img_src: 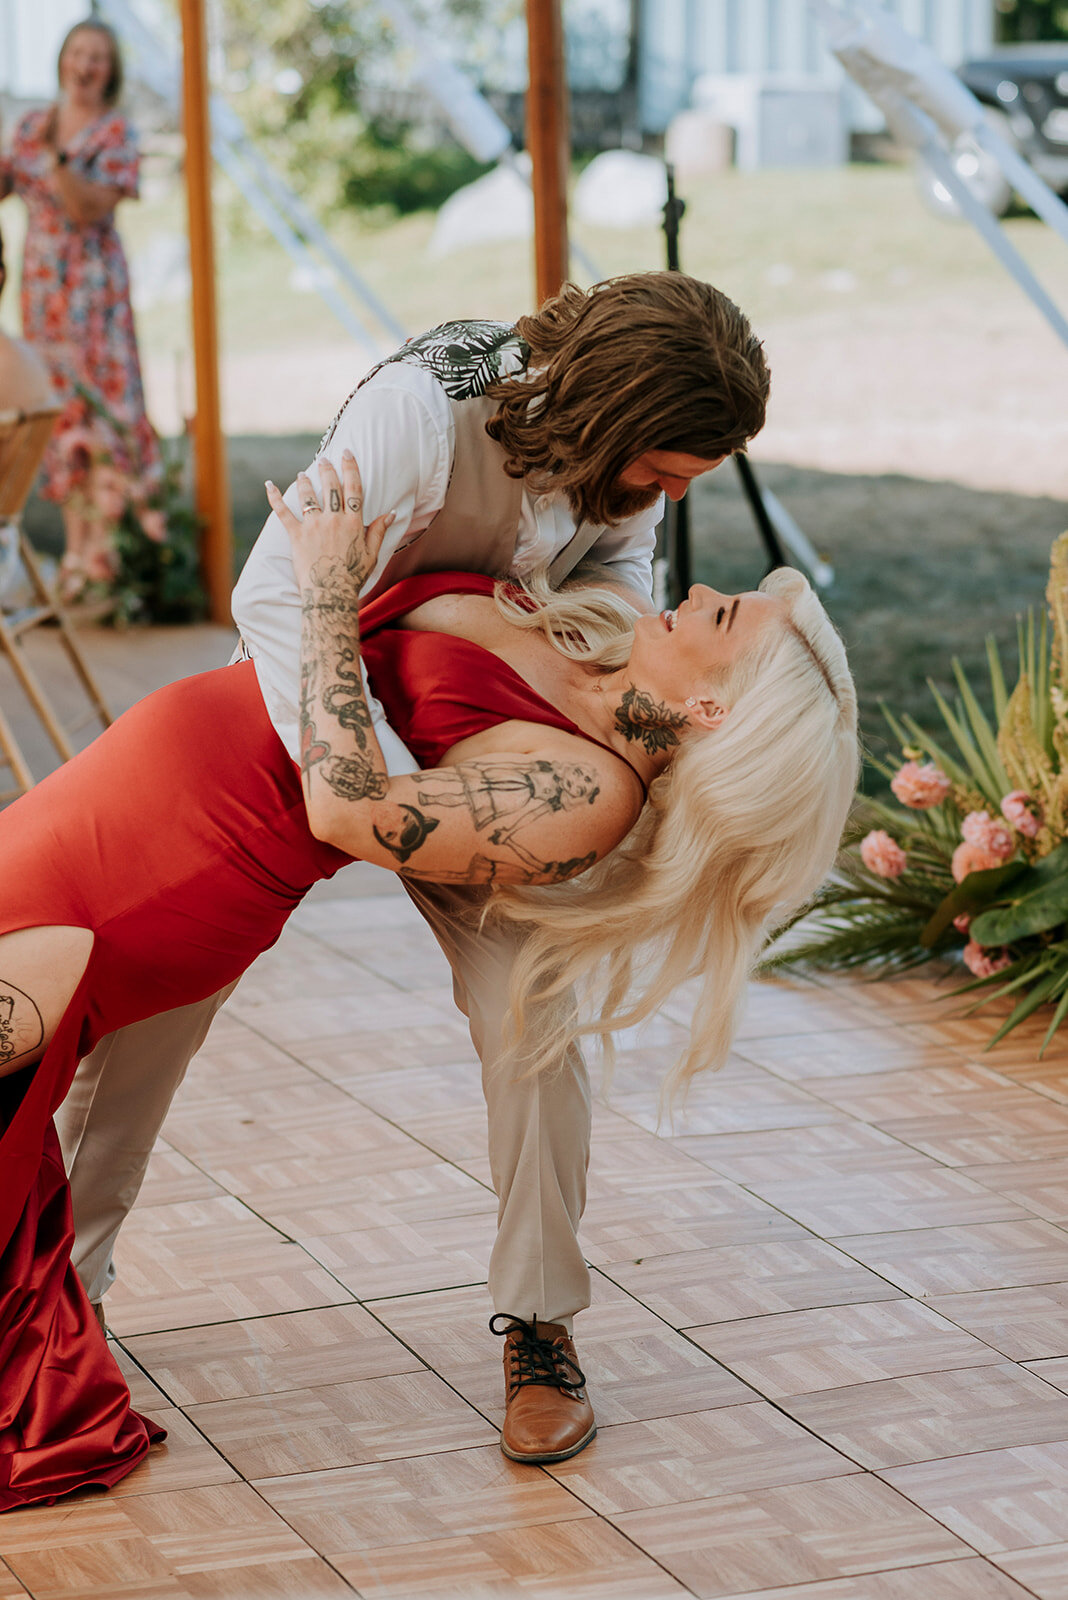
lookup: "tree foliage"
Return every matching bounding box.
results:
[217,0,514,215]
[995,0,1068,42]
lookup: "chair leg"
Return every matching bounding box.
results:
[0,614,76,763]
[0,693,35,799]
[17,534,113,729]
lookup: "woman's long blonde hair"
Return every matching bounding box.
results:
[491,566,859,1099]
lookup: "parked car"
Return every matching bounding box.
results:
[917,43,1068,217]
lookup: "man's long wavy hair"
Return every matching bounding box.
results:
[488,565,859,1103]
[484,273,770,526]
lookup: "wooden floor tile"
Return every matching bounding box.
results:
[175,1031,323,1105]
[293,1019,477,1080]
[779,1363,1068,1467]
[229,988,452,1048]
[878,1098,1068,1166]
[122,1304,423,1405]
[610,1474,966,1598]
[547,1402,857,1513]
[735,1027,966,1082]
[303,1212,497,1298]
[832,1219,1068,1295]
[230,1160,495,1240]
[580,1170,807,1263]
[881,1440,1068,1552]
[105,1339,173,1411]
[161,1081,432,1164]
[746,1166,1027,1236]
[0,1564,30,1598]
[335,1519,687,1597]
[674,1120,914,1184]
[794,1059,1013,1110]
[926,1282,1068,1360]
[958,1157,1068,1221]
[603,1239,900,1326]
[103,1408,240,1498]
[254,1445,593,1554]
[106,1196,352,1336]
[709,1559,1034,1600]
[186,1371,497,1478]
[135,1146,226,1209]
[729,981,871,1041]
[371,1277,757,1427]
[686,1301,1002,1397]
[993,1544,1068,1599]
[611,1068,845,1136]
[1,1484,352,1600]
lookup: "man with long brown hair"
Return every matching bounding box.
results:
[57,271,769,1466]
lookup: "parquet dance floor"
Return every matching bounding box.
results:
[6,863,1068,1598]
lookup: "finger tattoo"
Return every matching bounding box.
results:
[329,488,342,512]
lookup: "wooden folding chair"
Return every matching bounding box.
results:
[0,406,113,804]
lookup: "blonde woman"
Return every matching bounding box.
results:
[0,453,857,1507]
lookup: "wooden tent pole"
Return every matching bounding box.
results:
[180,0,232,623]
[525,0,570,302]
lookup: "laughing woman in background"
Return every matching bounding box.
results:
[0,18,165,601]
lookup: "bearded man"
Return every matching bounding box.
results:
[57,270,770,1464]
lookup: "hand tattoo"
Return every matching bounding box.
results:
[329,486,342,512]
[614,685,688,755]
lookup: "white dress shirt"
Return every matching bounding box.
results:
[231,358,661,771]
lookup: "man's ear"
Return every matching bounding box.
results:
[689,697,728,731]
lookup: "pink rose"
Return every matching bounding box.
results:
[139,508,168,544]
[890,760,951,809]
[961,810,1015,861]
[953,912,972,933]
[860,829,907,879]
[963,940,1012,979]
[1001,790,1042,839]
[951,841,1004,883]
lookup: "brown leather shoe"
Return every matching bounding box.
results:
[491,1314,596,1464]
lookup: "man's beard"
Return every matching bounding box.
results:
[601,481,665,522]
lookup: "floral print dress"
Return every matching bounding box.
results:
[2,108,162,511]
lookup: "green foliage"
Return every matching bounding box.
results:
[218,0,509,216]
[342,118,491,216]
[994,0,1068,43]
[767,536,1068,1055]
[110,448,206,628]
[970,844,1068,944]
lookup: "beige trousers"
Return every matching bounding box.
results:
[56,881,593,1329]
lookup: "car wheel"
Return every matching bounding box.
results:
[915,106,1018,219]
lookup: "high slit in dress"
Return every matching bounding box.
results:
[0,572,641,1510]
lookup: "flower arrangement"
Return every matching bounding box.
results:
[765,532,1068,1053]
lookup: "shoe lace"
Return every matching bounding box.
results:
[489,1313,587,1395]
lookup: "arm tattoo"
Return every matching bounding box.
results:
[0,981,44,1066]
[385,759,602,878]
[372,803,440,864]
[614,685,688,755]
[401,849,597,886]
[299,559,388,804]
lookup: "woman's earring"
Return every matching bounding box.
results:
[685,696,698,709]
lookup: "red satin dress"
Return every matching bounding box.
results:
[0,572,636,1510]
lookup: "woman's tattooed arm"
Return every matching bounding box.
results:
[298,564,388,805]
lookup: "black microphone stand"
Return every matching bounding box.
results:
[660,163,787,604]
